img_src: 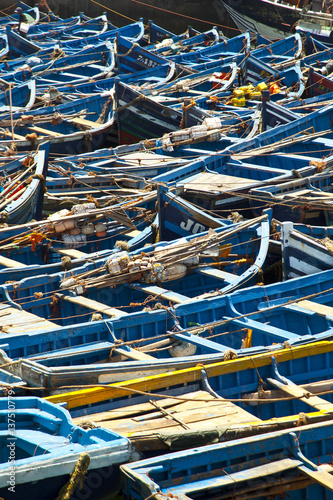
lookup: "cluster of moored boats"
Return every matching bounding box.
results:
[4,2,333,500]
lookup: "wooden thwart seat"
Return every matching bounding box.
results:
[292,300,333,318]
[26,125,63,137]
[0,255,27,268]
[112,347,155,361]
[52,248,88,259]
[0,129,26,140]
[267,377,333,412]
[71,117,97,128]
[56,293,128,318]
[195,266,236,283]
[129,283,188,304]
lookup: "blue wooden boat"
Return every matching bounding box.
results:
[5,260,333,390]
[115,80,214,145]
[0,79,36,112]
[0,142,48,224]
[0,208,270,316]
[6,18,145,57]
[146,20,182,44]
[51,62,177,100]
[120,419,333,499]
[279,221,333,279]
[149,27,219,56]
[304,67,333,98]
[0,39,115,87]
[43,339,333,442]
[0,90,115,154]
[47,146,191,177]
[167,31,251,66]
[0,396,131,500]
[250,32,303,64]
[249,170,333,225]
[157,148,317,215]
[0,191,157,281]
[116,34,192,76]
[21,13,110,44]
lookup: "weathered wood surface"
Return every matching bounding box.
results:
[0,306,60,334]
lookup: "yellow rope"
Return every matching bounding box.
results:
[89,0,136,22]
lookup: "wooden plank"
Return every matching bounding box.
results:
[166,458,304,495]
[293,300,333,318]
[27,125,63,137]
[52,248,88,259]
[267,377,333,412]
[56,293,128,317]
[129,283,188,304]
[298,465,333,491]
[0,306,59,334]
[195,266,236,283]
[183,172,254,193]
[114,151,170,167]
[284,189,311,198]
[113,347,155,361]
[71,117,97,128]
[73,392,202,424]
[75,391,259,435]
[125,229,141,238]
[0,255,27,268]
[0,129,26,140]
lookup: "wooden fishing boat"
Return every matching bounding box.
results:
[0,39,115,88]
[167,31,250,66]
[120,418,333,499]
[6,253,333,391]
[249,170,333,225]
[0,207,270,314]
[145,20,199,45]
[47,146,191,177]
[4,18,145,57]
[25,13,110,43]
[0,142,48,224]
[0,90,115,154]
[44,339,333,450]
[115,34,192,76]
[0,196,157,275]
[149,27,219,56]
[0,396,131,500]
[0,79,36,112]
[159,147,317,216]
[304,67,333,97]
[115,79,214,145]
[279,221,333,279]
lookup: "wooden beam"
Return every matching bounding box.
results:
[0,255,27,268]
[56,293,128,317]
[129,283,188,304]
[52,248,88,259]
[267,377,333,412]
[113,347,155,361]
[71,117,97,129]
[293,300,333,318]
[27,125,63,137]
[195,266,236,283]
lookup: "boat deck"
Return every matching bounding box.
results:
[74,390,259,450]
[0,305,60,334]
